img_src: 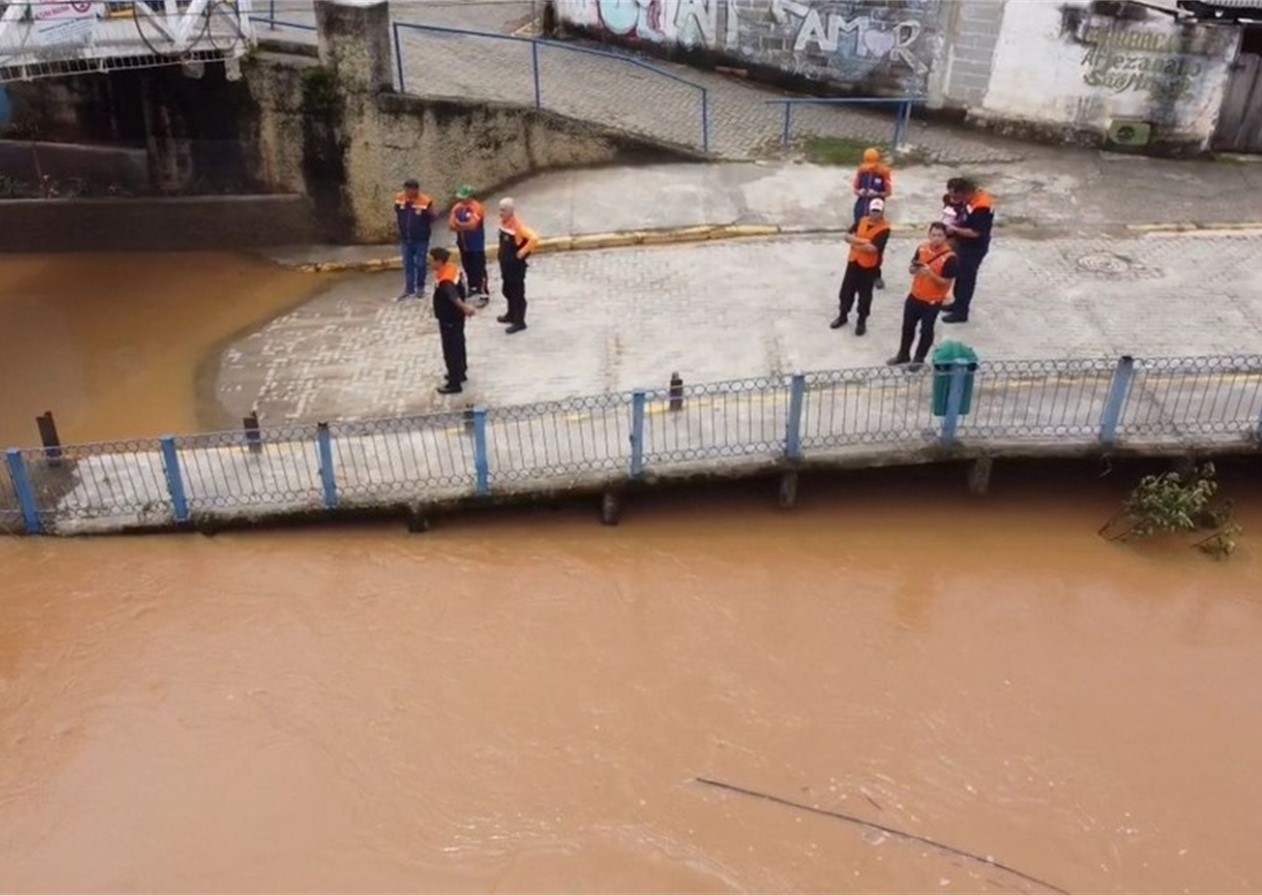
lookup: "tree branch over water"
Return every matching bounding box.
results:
[693,776,1068,895]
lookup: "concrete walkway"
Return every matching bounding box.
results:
[221,230,1262,427]
[265,154,1262,273]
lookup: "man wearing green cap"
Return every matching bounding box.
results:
[448,185,489,307]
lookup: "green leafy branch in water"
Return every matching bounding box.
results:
[1101,462,1241,559]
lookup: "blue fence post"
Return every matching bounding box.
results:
[472,406,490,496]
[700,88,710,153]
[630,389,647,479]
[531,40,542,108]
[5,448,41,535]
[940,362,969,446]
[781,102,792,146]
[393,23,405,92]
[785,374,806,460]
[1100,355,1135,446]
[893,100,910,149]
[315,423,339,509]
[158,436,190,523]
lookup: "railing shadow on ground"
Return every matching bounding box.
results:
[4,355,1262,536]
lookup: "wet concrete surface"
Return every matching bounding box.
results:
[227,232,1262,425]
[265,154,1262,273]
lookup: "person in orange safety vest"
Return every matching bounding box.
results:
[495,197,539,334]
[887,222,959,369]
[831,197,891,337]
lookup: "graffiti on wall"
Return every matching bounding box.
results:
[1079,26,1210,99]
[769,0,930,75]
[559,0,939,89]
[577,0,741,49]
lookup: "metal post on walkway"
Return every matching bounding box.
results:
[781,102,792,147]
[700,89,711,153]
[630,389,647,479]
[1100,355,1135,447]
[785,374,806,461]
[159,436,190,524]
[393,23,405,92]
[5,448,41,535]
[940,362,969,446]
[531,40,542,108]
[316,423,339,509]
[472,407,490,496]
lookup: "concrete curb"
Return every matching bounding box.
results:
[292,223,857,273]
[289,219,1262,273]
[1126,221,1262,235]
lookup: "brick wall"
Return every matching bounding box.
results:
[942,0,1006,108]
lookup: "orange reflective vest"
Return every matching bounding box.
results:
[848,216,890,269]
[910,243,956,304]
[436,261,461,285]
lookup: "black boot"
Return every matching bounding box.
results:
[830,314,848,329]
[855,318,867,336]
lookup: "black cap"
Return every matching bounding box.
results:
[403,178,419,188]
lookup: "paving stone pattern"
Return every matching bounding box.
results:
[217,232,1262,426]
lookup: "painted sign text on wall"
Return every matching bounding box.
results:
[1079,26,1209,99]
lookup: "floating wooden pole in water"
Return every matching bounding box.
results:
[36,410,62,467]
[968,456,993,495]
[778,470,798,508]
[600,490,620,526]
[693,777,1067,895]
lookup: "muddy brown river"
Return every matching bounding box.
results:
[1,254,1261,894]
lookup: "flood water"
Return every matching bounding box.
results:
[2,253,1262,894]
[0,252,324,447]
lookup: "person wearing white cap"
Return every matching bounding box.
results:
[495,197,540,334]
[830,196,890,337]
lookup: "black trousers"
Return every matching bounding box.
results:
[501,265,527,324]
[897,296,941,362]
[838,262,879,319]
[439,317,467,383]
[461,249,488,295]
[950,250,987,318]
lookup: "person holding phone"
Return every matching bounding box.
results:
[888,222,958,369]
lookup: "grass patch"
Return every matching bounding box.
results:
[802,136,883,166]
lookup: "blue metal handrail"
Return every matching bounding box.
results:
[249,12,317,32]
[5,354,1262,536]
[765,96,920,150]
[390,21,711,152]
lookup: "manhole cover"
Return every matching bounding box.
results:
[1075,252,1164,280]
[1077,252,1134,274]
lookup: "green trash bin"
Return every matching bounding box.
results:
[931,341,978,416]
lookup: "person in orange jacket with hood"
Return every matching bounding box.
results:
[852,147,893,290]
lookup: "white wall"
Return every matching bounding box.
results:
[979,0,1240,148]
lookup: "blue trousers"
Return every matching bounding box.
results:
[401,240,428,295]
